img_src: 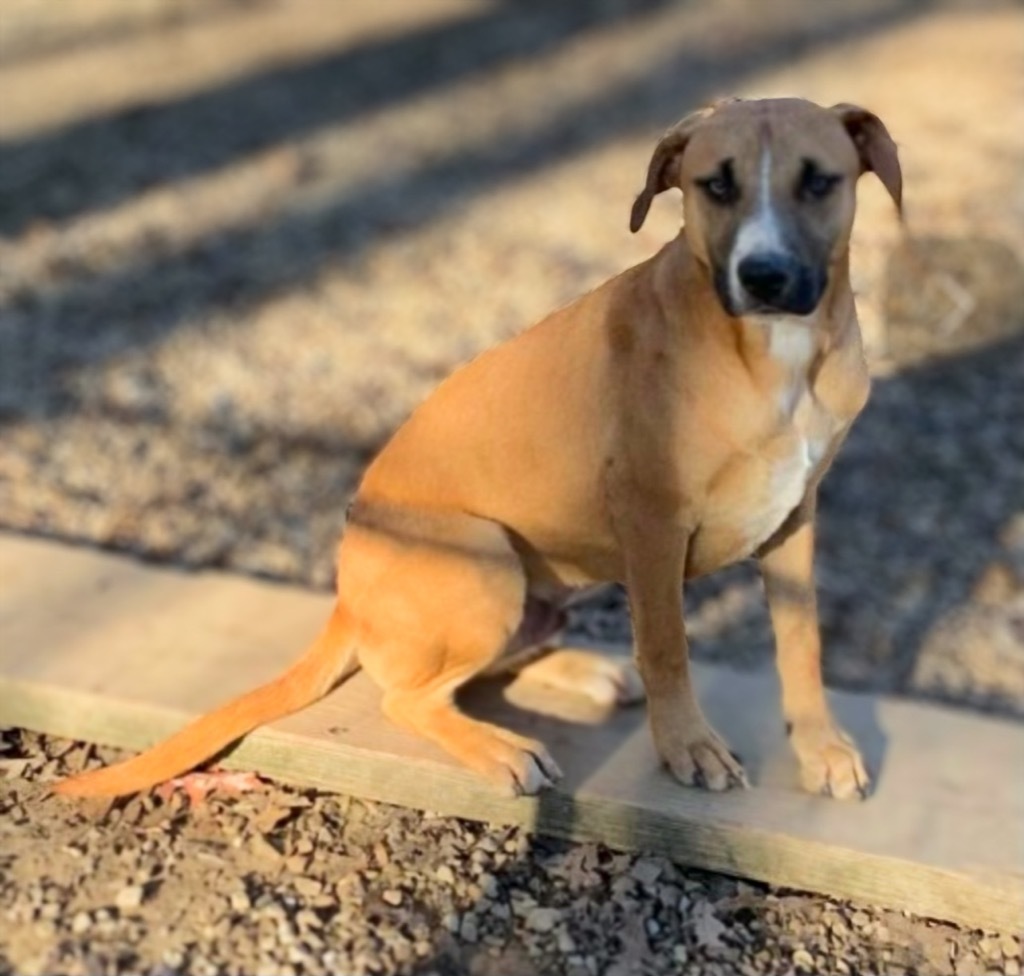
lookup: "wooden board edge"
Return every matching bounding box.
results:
[237,733,1023,934]
[2,676,1020,934]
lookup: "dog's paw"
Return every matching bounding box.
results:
[570,654,646,708]
[788,719,870,800]
[517,649,646,708]
[661,725,749,792]
[470,728,564,798]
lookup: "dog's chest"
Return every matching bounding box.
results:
[696,322,843,570]
[764,320,839,468]
[738,432,813,555]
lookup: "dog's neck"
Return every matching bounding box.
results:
[656,232,856,374]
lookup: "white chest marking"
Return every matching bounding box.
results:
[737,316,822,554]
[742,438,813,555]
[768,317,816,371]
[768,318,838,467]
[767,316,816,417]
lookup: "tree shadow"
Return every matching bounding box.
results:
[0,0,676,235]
[0,0,272,69]
[820,321,1024,699]
[0,0,932,431]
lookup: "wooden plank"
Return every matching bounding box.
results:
[0,531,1021,933]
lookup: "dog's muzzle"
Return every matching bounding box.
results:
[735,251,824,316]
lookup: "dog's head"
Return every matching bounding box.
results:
[631,97,902,317]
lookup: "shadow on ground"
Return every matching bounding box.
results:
[0,0,931,426]
[0,0,678,234]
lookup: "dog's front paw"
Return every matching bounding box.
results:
[661,724,749,792]
[788,718,870,800]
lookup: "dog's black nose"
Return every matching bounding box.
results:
[737,253,795,305]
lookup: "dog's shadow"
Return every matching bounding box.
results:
[440,657,892,970]
[460,648,888,821]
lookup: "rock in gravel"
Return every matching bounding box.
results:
[442,911,460,934]
[692,903,729,951]
[435,864,455,885]
[293,876,321,897]
[115,884,145,911]
[459,913,479,943]
[256,805,294,834]
[629,857,664,888]
[792,947,816,971]
[70,911,91,934]
[526,907,561,933]
[250,834,282,863]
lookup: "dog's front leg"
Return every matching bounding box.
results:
[623,523,748,792]
[759,504,870,799]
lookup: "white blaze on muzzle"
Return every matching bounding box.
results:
[727,147,786,308]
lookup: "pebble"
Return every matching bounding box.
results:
[285,855,309,874]
[295,910,322,931]
[115,885,145,911]
[459,914,479,943]
[293,876,321,897]
[442,912,460,933]
[434,865,455,885]
[381,889,402,907]
[792,948,815,971]
[526,907,561,933]
[256,806,293,834]
[630,858,663,887]
[250,834,282,862]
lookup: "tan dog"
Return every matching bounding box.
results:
[56,97,901,802]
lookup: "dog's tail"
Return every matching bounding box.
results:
[52,603,358,798]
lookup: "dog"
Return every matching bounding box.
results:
[55,97,901,802]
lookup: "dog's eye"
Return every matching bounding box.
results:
[697,164,739,205]
[800,162,842,200]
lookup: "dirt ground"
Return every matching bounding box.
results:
[1,0,1022,973]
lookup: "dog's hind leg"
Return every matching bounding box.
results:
[342,507,563,796]
[483,592,645,709]
[508,647,645,708]
[380,685,563,796]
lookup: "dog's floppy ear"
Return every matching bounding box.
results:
[832,103,903,217]
[630,104,721,233]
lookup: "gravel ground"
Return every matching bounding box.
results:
[4,730,1020,976]
[1,0,1023,972]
